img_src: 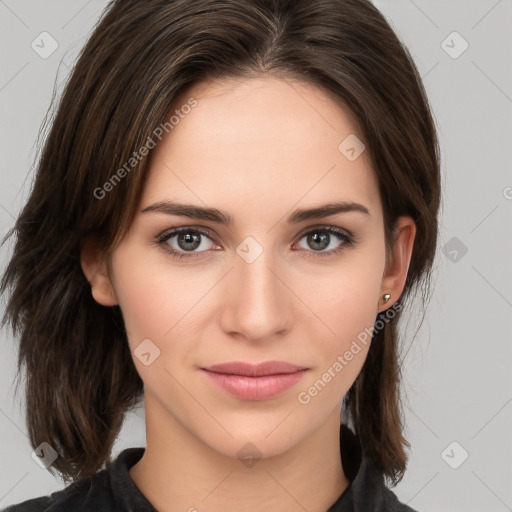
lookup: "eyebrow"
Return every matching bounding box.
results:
[141,200,370,225]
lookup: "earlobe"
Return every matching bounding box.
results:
[80,237,118,306]
[379,217,416,311]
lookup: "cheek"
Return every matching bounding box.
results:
[296,284,379,407]
[326,276,381,337]
[309,247,384,365]
[317,285,378,366]
[110,244,214,358]
[109,245,175,346]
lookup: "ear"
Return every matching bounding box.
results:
[378,216,416,312]
[80,237,118,306]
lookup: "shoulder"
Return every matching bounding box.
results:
[2,448,148,512]
[381,485,419,512]
[356,459,420,512]
[337,425,419,512]
[3,463,117,512]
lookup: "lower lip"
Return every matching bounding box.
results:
[201,369,308,401]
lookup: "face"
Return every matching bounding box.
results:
[84,75,413,461]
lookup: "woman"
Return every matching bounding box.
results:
[1,0,440,510]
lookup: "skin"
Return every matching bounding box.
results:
[81,75,416,512]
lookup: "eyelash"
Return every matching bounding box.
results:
[154,226,356,260]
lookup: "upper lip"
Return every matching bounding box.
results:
[201,361,308,376]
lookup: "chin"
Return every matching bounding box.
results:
[193,418,307,461]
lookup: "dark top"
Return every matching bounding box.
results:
[3,425,418,512]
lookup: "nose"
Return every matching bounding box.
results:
[218,246,292,342]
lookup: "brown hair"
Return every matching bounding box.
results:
[1,0,440,485]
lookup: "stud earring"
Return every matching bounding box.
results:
[383,293,391,303]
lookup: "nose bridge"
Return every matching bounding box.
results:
[221,239,289,339]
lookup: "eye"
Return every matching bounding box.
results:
[156,227,219,260]
[155,225,356,260]
[295,227,355,257]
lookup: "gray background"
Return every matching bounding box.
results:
[1,1,511,510]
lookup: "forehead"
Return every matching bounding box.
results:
[141,75,381,223]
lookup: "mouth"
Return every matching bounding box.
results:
[200,361,309,401]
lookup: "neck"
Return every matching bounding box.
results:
[129,393,349,512]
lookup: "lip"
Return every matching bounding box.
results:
[200,361,309,401]
[202,361,308,376]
